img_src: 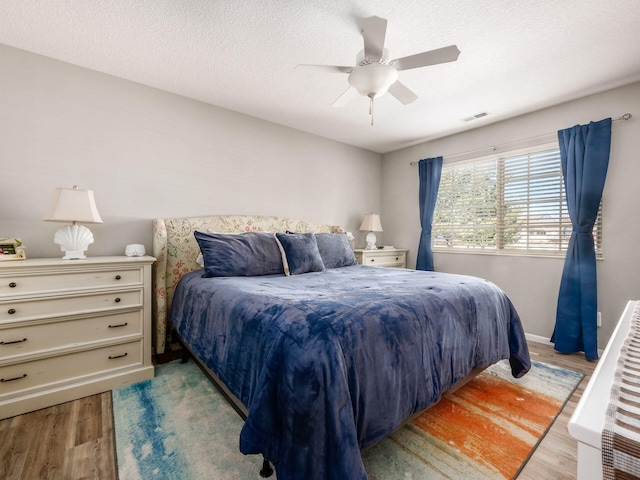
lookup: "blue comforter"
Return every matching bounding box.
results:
[169,266,530,480]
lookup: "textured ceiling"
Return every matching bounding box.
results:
[1,0,640,153]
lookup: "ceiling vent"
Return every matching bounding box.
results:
[462,112,490,122]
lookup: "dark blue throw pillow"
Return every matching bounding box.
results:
[275,232,325,276]
[194,231,284,277]
[314,233,357,269]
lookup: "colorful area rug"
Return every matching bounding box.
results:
[112,359,583,480]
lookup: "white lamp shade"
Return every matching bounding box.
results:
[43,187,103,224]
[359,213,383,232]
[348,63,399,99]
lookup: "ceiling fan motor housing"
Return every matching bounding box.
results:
[348,63,399,98]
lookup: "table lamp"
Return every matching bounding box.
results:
[43,186,103,260]
[359,213,383,250]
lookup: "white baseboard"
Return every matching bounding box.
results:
[525,332,604,356]
[525,333,553,345]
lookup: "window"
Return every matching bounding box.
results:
[433,145,603,257]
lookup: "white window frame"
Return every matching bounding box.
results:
[432,142,603,258]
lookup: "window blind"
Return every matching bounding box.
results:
[433,147,603,257]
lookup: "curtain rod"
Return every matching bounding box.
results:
[409,113,632,166]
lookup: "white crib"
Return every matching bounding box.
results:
[568,300,638,480]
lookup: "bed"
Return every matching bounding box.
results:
[152,214,531,480]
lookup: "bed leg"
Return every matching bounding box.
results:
[259,458,274,478]
[180,348,189,364]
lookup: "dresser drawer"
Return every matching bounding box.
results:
[0,340,142,398]
[361,251,406,267]
[0,289,143,322]
[0,310,143,360]
[0,266,144,297]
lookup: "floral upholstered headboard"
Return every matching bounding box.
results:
[151,215,343,354]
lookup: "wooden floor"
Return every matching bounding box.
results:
[518,343,595,480]
[0,390,115,480]
[0,342,596,480]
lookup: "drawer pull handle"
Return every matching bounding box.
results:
[7,308,16,315]
[109,352,128,360]
[0,338,27,345]
[115,275,122,280]
[1,373,27,383]
[108,322,129,328]
[395,257,399,261]
[8,282,16,288]
[114,297,121,303]
[370,259,375,262]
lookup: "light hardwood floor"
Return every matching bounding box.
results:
[0,342,596,480]
[518,343,596,480]
[0,390,115,480]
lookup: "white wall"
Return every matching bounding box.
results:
[382,81,640,349]
[0,44,382,258]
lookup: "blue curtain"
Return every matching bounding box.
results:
[551,118,612,361]
[416,156,443,271]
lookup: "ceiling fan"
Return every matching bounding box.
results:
[298,16,460,124]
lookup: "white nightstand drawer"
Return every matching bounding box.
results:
[0,289,143,322]
[362,252,406,267]
[354,248,408,268]
[0,266,143,297]
[0,340,142,398]
[0,310,143,360]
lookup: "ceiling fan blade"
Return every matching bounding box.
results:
[392,45,461,71]
[332,86,358,108]
[296,64,353,74]
[361,16,387,60]
[388,81,418,105]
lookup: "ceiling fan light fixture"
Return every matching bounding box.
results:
[297,15,460,124]
[348,63,398,98]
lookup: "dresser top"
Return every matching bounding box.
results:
[0,256,156,270]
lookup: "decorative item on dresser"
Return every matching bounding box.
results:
[354,247,408,268]
[125,244,146,257]
[0,255,155,420]
[0,238,26,261]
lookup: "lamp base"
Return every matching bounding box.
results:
[54,224,95,260]
[365,231,378,250]
[62,250,87,260]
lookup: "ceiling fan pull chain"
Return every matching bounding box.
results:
[369,95,374,126]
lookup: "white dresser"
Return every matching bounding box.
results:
[0,256,155,419]
[354,248,408,268]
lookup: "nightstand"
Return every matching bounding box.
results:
[0,256,155,419]
[354,248,408,268]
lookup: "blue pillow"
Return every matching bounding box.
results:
[275,233,325,276]
[194,231,284,277]
[315,233,357,269]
